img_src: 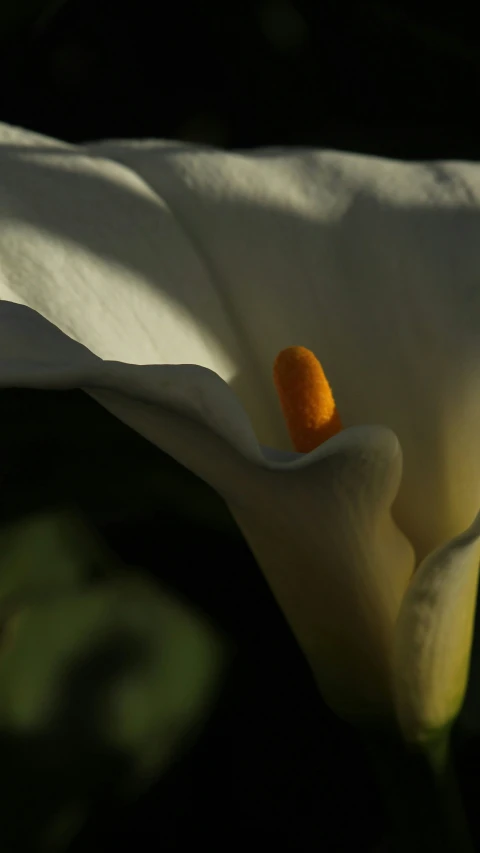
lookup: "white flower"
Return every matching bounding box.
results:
[0,122,479,742]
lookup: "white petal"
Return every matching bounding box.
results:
[393,510,480,745]
[2,124,480,557]
[82,139,480,561]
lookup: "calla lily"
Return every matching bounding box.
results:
[0,122,480,749]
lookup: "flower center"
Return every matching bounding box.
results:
[273,346,343,452]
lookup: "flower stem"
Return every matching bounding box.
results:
[361,728,474,853]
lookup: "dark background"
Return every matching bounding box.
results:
[1,3,480,852]
[1,0,479,159]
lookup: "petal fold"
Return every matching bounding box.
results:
[393,510,480,745]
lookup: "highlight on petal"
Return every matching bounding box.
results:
[273,346,342,452]
[393,510,480,747]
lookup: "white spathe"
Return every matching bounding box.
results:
[0,123,479,733]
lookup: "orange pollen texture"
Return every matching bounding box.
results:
[273,346,343,453]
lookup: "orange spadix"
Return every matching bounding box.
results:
[273,346,342,452]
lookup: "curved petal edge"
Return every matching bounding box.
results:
[393,510,480,745]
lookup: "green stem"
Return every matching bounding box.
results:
[361,728,474,853]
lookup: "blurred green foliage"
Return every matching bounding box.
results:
[0,388,234,851]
